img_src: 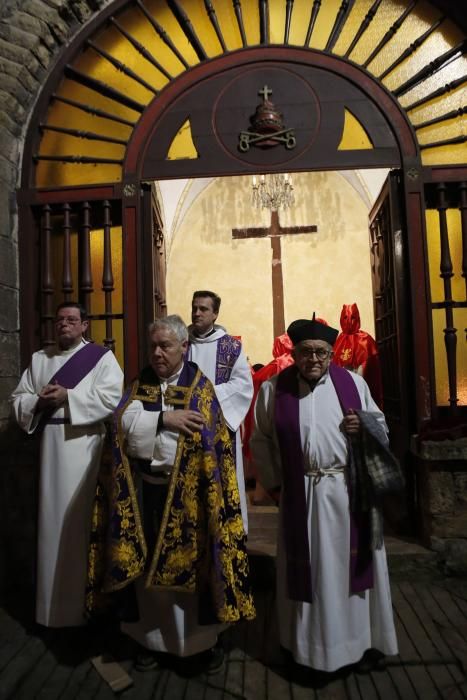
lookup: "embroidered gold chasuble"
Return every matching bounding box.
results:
[87,362,255,624]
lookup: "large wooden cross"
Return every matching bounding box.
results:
[232,210,317,337]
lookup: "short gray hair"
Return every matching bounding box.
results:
[148,314,188,343]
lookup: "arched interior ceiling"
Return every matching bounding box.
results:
[31,0,466,188]
[157,169,389,251]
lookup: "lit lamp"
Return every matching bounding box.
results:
[252,173,294,211]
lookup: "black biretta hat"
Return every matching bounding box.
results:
[287,313,339,346]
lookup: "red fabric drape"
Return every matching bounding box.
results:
[333,303,383,408]
[243,333,294,463]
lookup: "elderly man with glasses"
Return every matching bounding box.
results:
[87,315,255,675]
[251,314,398,678]
[10,302,123,628]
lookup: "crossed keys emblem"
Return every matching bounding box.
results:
[238,85,296,152]
[239,129,296,152]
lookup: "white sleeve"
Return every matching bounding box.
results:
[9,362,41,434]
[250,378,282,491]
[67,351,124,426]
[121,400,161,460]
[214,350,254,431]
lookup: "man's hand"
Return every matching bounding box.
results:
[341,408,361,435]
[162,410,204,437]
[36,383,68,411]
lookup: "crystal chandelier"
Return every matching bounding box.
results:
[252,173,294,211]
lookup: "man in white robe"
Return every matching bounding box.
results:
[187,290,253,532]
[10,302,123,628]
[251,315,398,674]
[106,315,254,673]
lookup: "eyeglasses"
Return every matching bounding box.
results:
[55,316,82,325]
[298,348,331,360]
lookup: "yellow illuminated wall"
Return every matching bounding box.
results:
[166,173,375,366]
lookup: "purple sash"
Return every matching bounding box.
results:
[49,342,109,389]
[215,335,242,385]
[275,364,373,603]
[39,342,109,427]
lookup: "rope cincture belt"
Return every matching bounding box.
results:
[305,465,345,485]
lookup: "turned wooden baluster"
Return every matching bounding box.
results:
[41,204,54,345]
[79,201,93,337]
[460,182,467,310]
[102,200,115,351]
[436,183,458,411]
[62,202,73,301]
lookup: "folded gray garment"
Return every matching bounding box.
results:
[355,409,405,496]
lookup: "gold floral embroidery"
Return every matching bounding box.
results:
[87,367,255,624]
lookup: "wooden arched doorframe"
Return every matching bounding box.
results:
[121,47,429,435]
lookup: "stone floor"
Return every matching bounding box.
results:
[1,505,466,699]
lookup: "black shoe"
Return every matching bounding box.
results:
[186,646,225,675]
[205,646,225,675]
[355,649,385,674]
[135,648,159,672]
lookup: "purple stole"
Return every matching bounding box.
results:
[274,363,373,603]
[215,335,242,385]
[39,342,109,427]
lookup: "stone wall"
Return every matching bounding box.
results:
[0,0,112,600]
[415,439,467,576]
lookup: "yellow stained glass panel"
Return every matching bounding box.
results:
[91,319,125,372]
[454,307,467,406]
[307,0,340,51]
[269,0,287,45]
[38,129,126,161]
[119,1,187,77]
[33,0,467,189]
[50,224,124,368]
[426,209,464,303]
[427,208,466,406]
[35,162,124,188]
[338,109,373,150]
[408,85,466,128]
[432,308,449,406]
[211,0,245,51]
[91,21,171,93]
[368,3,440,84]
[421,143,467,167]
[417,115,467,146]
[432,308,467,406]
[399,55,467,110]
[44,97,134,145]
[73,45,155,109]
[167,120,198,160]
[288,0,320,47]
[145,0,201,67]
[90,226,124,317]
[54,81,140,128]
[426,208,443,302]
[176,0,225,58]
[348,0,407,65]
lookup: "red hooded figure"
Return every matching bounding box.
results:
[333,303,383,408]
[243,333,295,463]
